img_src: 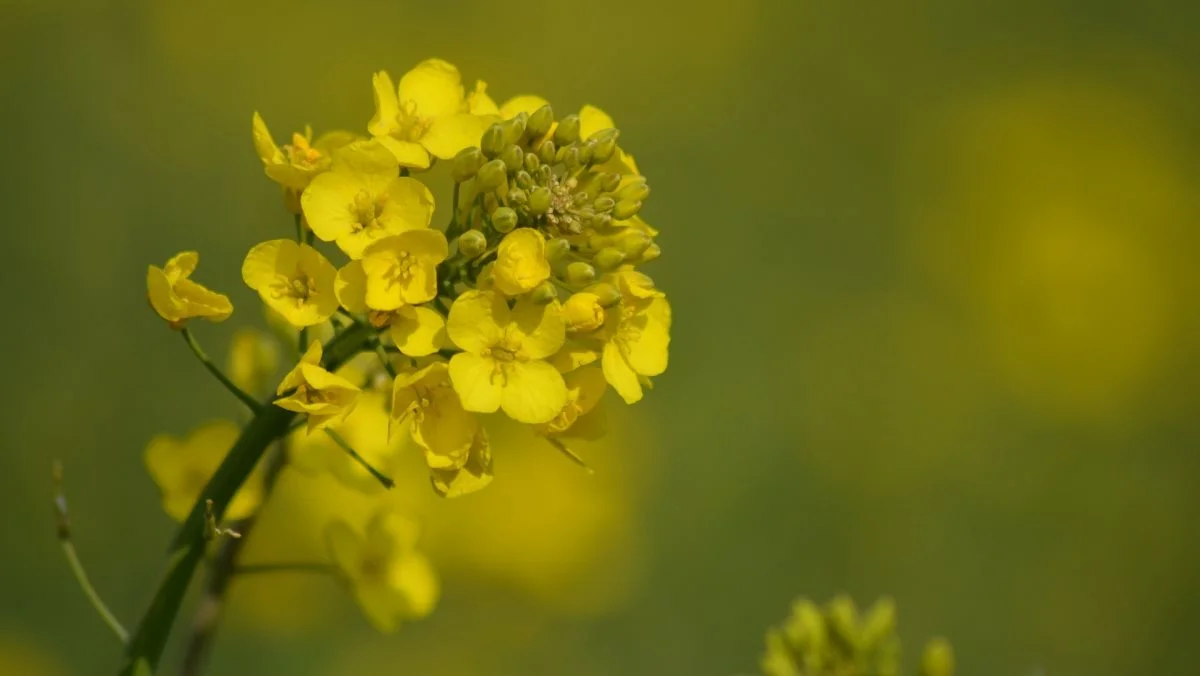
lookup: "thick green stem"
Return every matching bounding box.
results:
[117,322,374,676]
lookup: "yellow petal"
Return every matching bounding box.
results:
[499,95,550,119]
[388,552,439,618]
[421,113,493,159]
[379,177,436,231]
[493,228,550,297]
[512,300,565,361]
[624,297,670,376]
[567,366,607,416]
[390,305,448,357]
[330,138,399,175]
[398,58,464,119]
[335,261,369,314]
[549,344,599,373]
[500,360,567,424]
[430,427,494,498]
[147,265,184,322]
[173,278,233,321]
[251,111,282,165]
[301,172,362,243]
[446,290,507,354]
[466,80,499,116]
[578,104,616,140]
[376,136,431,169]
[448,352,502,413]
[242,239,298,290]
[164,251,199,281]
[602,340,642,404]
[414,390,476,469]
[367,71,401,138]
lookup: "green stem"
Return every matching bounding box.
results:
[324,428,395,489]
[180,328,261,413]
[61,540,130,643]
[117,322,374,676]
[373,340,397,379]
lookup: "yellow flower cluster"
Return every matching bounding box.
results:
[141,57,671,634]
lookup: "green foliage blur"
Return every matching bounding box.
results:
[3,1,1200,674]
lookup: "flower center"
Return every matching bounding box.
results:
[545,175,585,235]
[394,100,431,142]
[285,133,323,169]
[383,252,415,288]
[352,190,387,233]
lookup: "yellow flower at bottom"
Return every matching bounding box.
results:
[242,240,339,327]
[326,510,439,633]
[492,228,550,297]
[599,270,671,404]
[446,290,567,424]
[147,251,233,327]
[144,420,264,522]
[275,341,361,432]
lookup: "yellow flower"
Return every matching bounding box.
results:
[446,290,567,423]
[147,251,233,327]
[300,140,435,259]
[466,80,500,116]
[334,261,449,357]
[251,112,357,192]
[242,239,339,327]
[144,420,264,522]
[289,391,400,493]
[226,328,278,395]
[562,292,605,333]
[599,270,671,404]
[430,427,494,498]
[391,361,478,470]
[539,366,607,440]
[367,59,495,170]
[274,340,361,432]
[360,230,448,310]
[326,510,438,633]
[492,228,550,297]
[498,95,550,120]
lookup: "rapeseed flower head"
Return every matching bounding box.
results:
[275,341,361,432]
[147,251,233,327]
[326,510,438,632]
[242,239,339,328]
[144,420,264,521]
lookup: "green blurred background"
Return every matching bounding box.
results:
[3,1,1200,674]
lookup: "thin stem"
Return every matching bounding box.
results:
[53,463,129,644]
[233,562,334,576]
[374,340,397,379]
[324,428,394,489]
[181,328,261,413]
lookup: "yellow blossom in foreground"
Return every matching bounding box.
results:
[242,239,339,327]
[326,510,439,632]
[430,427,494,498]
[563,292,606,333]
[391,362,478,470]
[334,262,448,357]
[447,290,567,423]
[492,228,551,297]
[147,251,233,327]
[144,420,264,522]
[360,230,448,310]
[251,112,356,192]
[226,328,278,395]
[599,270,671,404]
[301,141,435,258]
[367,59,494,169]
[289,391,400,493]
[275,341,361,432]
[540,366,607,440]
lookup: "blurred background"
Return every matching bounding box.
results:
[3,1,1200,674]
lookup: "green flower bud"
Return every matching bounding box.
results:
[515,170,534,191]
[506,188,527,204]
[919,638,955,676]
[860,598,896,650]
[523,152,540,174]
[612,198,643,220]
[826,596,861,652]
[565,261,596,286]
[557,144,581,170]
[457,229,488,258]
[555,114,581,145]
[501,144,524,172]
[529,186,552,215]
[491,207,518,233]
[545,237,571,262]
[593,196,615,213]
[502,112,528,145]
[528,104,555,138]
[616,230,651,257]
[476,159,508,190]
[483,192,500,214]
[585,282,621,307]
[599,172,621,194]
[537,139,557,165]
[529,280,558,305]
[481,123,506,158]
[618,178,650,203]
[592,247,625,271]
[589,128,619,164]
[637,242,661,263]
[451,147,486,182]
[577,141,594,166]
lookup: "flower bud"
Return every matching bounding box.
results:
[491,207,518,233]
[599,172,622,194]
[483,191,500,214]
[529,280,558,305]
[555,114,581,145]
[545,237,571,262]
[515,170,534,191]
[827,596,861,652]
[593,196,615,213]
[585,282,621,307]
[565,261,596,286]
[476,159,508,190]
[618,178,650,203]
[451,147,486,182]
[577,141,594,166]
[592,247,625,271]
[529,186,552,215]
[457,229,487,258]
[612,198,643,220]
[502,112,528,145]
[476,262,495,291]
[860,598,896,650]
[563,292,605,332]
[523,152,540,174]
[528,104,555,138]
[919,638,955,676]
[605,229,651,257]
[501,144,524,172]
[589,128,619,164]
[557,145,581,170]
[537,139,557,165]
[481,123,506,158]
[637,242,661,262]
[506,188,527,204]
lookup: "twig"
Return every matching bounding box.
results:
[324,428,395,488]
[181,327,262,413]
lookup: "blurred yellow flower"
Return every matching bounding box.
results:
[290,390,400,493]
[326,510,439,633]
[242,239,339,327]
[251,112,356,192]
[275,340,361,432]
[226,327,279,395]
[447,290,567,423]
[367,59,494,169]
[599,270,671,404]
[492,228,551,297]
[391,361,478,471]
[300,140,436,258]
[144,420,264,522]
[146,251,233,327]
[360,230,448,310]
